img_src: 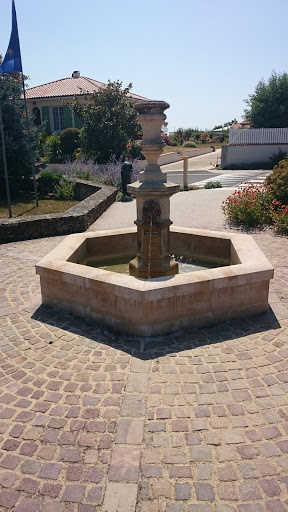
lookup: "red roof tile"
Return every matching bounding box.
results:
[26,75,150,101]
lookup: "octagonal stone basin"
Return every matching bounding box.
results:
[35,227,274,336]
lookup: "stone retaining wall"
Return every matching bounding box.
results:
[0,181,117,244]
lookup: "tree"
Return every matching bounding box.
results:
[70,80,141,164]
[244,71,288,128]
[0,70,42,196]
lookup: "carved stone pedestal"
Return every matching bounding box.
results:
[127,101,180,279]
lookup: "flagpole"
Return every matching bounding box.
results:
[21,73,39,207]
[0,100,12,218]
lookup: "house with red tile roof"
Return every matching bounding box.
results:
[26,71,149,133]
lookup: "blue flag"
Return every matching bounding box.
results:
[0,0,22,73]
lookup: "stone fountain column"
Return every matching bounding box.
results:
[127,101,180,279]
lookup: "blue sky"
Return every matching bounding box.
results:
[1,0,288,131]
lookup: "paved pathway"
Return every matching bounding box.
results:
[0,191,288,511]
[161,150,272,189]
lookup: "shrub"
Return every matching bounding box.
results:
[270,199,288,235]
[204,181,222,189]
[126,140,144,159]
[183,141,197,148]
[54,179,75,200]
[200,132,211,143]
[161,134,173,146]
[265,159,288,204]
[59,128,80,158]
[59,156,140,189]
[45,133,62,163]
[269,149,287,167]
[37,171,63,196]
[222,184,273,226]
[180,184,199,191]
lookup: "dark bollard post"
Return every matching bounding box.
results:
[121,156,133,196]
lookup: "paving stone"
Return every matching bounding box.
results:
[20,460,41,475]
[151,481,171,498]
[108,446,141,482]
[126,373,149,392]
[237,445,260,459]
[216,446,238,462]
[188,505,213,512]
[84,466,103,483]
[102,482,138,512]
[238,481,263,500]
[217,482,238,500]
[254,459,280,476]
[16,477,39,494]
[261,426,282,439]
[148,421,166,432]
[142,465,163,477]
[169,466,193,478]
[171,419,189,432]
[265,499,287,512]
[276,440,288,453]
[115,418,144,444]
[238,505,264,512]
[174,482,191,500]
[164,449,187,464]
[218,464,238,481]
[120,395,147,417]
[14,497,42,512]
[61,484,85,503]
[0,489,20,509]
[259,478,282,497]
[58,449,81,463]
[185,433,202,445]
[42,504,65,512]
[197,463,212,480]
[194,482,215,501]
[215,506,235,512]
[190,446,212,462]
[166,504,186,512]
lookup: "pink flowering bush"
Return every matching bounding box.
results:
[222,183,288,234]
[270,199,288,234]
[222,184,273,227]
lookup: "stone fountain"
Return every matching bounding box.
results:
[128,101,179,279]
[36,101,274,336]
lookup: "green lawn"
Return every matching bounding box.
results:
[161,142,224,153]
[0,198,79,219]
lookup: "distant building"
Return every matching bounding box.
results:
[26,71,150,133]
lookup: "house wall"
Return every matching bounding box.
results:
[27,98,83,133]
[221,144,288,169]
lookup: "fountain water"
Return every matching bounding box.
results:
[36,101,274,336]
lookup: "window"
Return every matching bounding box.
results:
[51,106,65,132]
[32,107,41,126]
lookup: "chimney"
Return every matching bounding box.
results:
[72,71,80,78]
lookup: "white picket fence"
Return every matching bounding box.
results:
[229,128,288,145]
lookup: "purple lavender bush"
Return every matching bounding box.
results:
[57,156,140,189]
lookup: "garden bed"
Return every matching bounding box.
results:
[0,180,117,244]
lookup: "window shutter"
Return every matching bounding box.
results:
[41,106,51,133]
[74,114,83,129]
[64,105,72,129]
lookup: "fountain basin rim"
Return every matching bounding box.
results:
[35,226,274,336]
[36,227,274,294]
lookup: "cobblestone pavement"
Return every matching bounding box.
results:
[0,230,287,512]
